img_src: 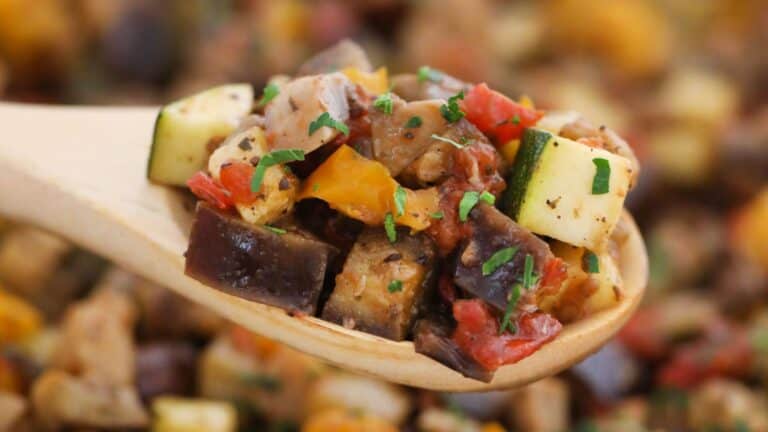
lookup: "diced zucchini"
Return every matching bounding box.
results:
[503,128,632,250]
[147,84,253,186]
[152,397,237,432]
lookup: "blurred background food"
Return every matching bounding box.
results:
[0,0,767,430]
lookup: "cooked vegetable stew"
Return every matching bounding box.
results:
[147,41,638,382]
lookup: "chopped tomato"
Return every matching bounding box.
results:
[452,299,562,371]
[461,83,544,145]
[657,327,754,388]
[187,171,233,210]
[539,257,569,296]
[219,162,259,204]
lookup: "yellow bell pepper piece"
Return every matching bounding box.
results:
[519,94,535,109]
[0,287,42,344]
[732,188,768,270]
[499,139,521,164]
[302,409,397,432]
[300,146,438,231]
[481,423,508,432]
[342,67,388,95]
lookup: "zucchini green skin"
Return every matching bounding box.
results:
[145,110,164,181]
[502,128,552,220]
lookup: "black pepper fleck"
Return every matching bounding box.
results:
[250,156,261,166]
[383,253,402,263]
[288,97,299,112]
[238,138,252,151]
[278,177,291,190]
[404,131,415,139]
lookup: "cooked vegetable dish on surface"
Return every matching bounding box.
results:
[2,0,768,430]
[146,40,638,382]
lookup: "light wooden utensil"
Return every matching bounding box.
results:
[0,103,647,391]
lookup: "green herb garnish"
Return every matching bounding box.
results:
[585,251,600,273]
[312,183,320,192]
[499,283,521,334]
[417,66,443,83]
[511,114,521,125]
[387,280,403,293]
[373,92,394,114]
[264,225,287,235]
[440,91,465,123]
[384,213,397,243]
[251,149,305,192]
[308,112,349,136]
[431,134,465,148]
[430,211,444,219]
[257,83,280,107]
[458,191,480,222]
[479,191,495,205]
[482,246,518,276]
[405,116,423,128]
[591,158,611,195]
[393,186,407,217]
[522,254,535,290]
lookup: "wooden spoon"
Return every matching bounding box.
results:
[0,103,647,391]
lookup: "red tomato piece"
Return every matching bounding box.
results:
[452,299,562,371]
[187,171,233,210]
[461,83,544,145]
[220,161,260,204]
[539,257,568,295]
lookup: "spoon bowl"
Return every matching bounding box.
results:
[0,103,647,391]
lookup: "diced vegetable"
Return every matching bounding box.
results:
[342,67,388,94]
[185,203,337,314]
[454,205,560,313]
[148,84,253,186]
[730,188,768,270]
[307,374,411,425]
[413,317,493,382]
[0,287,42,344]
[265,73,353,155]
[503,128,633,250]
[152,397,237,432]
[299,145,439,231]
[302,409,398,432]
[461,83,543,145]
[538,241,623,322]
[207,126,299,225]
[322,229,436,341]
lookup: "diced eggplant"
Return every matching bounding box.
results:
[413,318,493,383]
[454,204,555,312]
[264,73,353,155]
[370,98,451,176]
[322,229,436,341]
[185,203,337,314]
[297,39,373,76]
[390,73,470,102]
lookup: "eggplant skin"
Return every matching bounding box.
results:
[413,318,493,383]
[184,203,337,314]
[454,205,554,312]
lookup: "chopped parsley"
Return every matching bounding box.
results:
[481,246,518,276]
[251,149,305,192]
[499,283,521,334]
[430,211,444,219]
[585,251,600,273]
[394,186,407,217]
[387,280,403,293]
[373,92,394,114]
[308,112,350,136]
[440,91,465,123]
[479,191,496,205]
[417,66,443,83]
[511,114,521,125]
[257,83,280,107]
[405,116,423,128]
[522,254,536,290]
[312,183,320,192]
[591,158,611,195]
[264,225,286,235]
[431,133,465,148]
[384,213,397,243]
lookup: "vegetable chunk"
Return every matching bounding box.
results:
[185,203,337,314]
[322,229,436,340]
